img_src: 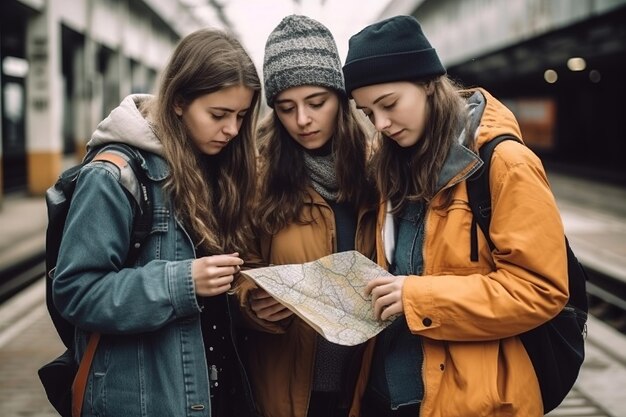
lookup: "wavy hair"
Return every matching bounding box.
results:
[255,94,374,235]
[371,76,470,214]
[142,29,261,254]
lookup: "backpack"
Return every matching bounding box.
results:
[466,135,588,414]
[39,143,152,417]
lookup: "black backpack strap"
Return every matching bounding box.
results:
[91,144,152,265]
[466,135,588,412]
[466,135,522,261]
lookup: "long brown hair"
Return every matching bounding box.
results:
[371,76,469,214]
[144,29,261,254]
[255,94,374,235]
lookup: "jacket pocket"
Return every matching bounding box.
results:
[136,206,169,264]
[427,200,493,274]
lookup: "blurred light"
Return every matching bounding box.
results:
[567,57,586,71]
[179,0,206,6]
[2,56,29,78]
[589,69,602,83]
[544,69,558,84]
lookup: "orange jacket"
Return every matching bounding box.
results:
[236,188,377,417]
[349,89,569,417]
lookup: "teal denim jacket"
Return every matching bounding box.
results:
[52,148,254,417]
[367,201,426,411]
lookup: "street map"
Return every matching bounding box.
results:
[241,250,395,345]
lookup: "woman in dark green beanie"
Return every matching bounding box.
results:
[343,15,569,417]
[233,14,377,417]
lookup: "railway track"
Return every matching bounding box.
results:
[585,265,626,336]
[0,250,45,303]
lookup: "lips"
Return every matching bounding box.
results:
[388,129,404,139]
[299,131,318,138]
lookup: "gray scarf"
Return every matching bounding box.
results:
[303,151,339,201]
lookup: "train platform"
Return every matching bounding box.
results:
[0,193,46,277]
[0,170,625,416]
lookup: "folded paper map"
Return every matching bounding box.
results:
[241,250,394,346]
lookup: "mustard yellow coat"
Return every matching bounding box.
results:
[349,89,569,417]
[236,189,377,417]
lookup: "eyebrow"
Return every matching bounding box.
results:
[275,91,329,104]
[356,92,394,109]
[210,106,250,113]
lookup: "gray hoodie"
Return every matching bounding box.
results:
[87,94,165,156]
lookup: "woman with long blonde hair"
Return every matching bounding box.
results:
[52,28,261,416]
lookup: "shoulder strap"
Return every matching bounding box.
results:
[71,333,100,417]
[466,135,521,261]
[91,144,146,204]
[68,145,153,416]
[90,144,152,265]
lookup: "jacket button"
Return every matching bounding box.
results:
[439,363,445,371]
[422,317,432,327]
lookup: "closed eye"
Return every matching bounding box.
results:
[382,101,397,110]
[277,106,294,114]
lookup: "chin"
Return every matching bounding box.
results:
[303,138,331,150]
[203,148,223,156]
[398,137,420,148]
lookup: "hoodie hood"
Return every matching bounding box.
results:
[87,94,165,156]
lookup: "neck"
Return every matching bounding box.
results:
[303,138,333,157]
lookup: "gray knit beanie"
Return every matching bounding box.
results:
[263,15,345,107]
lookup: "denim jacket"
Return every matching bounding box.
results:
[52,95,254,417]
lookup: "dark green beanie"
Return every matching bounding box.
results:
[343,15,446,97]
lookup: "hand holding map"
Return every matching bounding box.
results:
[241,250,395,346]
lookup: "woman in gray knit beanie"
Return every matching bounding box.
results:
[234,14,377,417]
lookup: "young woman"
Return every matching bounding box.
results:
[52,28,261,417]
[234,14,376,417]
[342,15,569,417]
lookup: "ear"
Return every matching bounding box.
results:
[173,99,184,117]
[424,81,435,96]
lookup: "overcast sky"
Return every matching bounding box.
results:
[221,0,393,73]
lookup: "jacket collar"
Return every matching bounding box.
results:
[434,90,486,193]
[139,151,169,182]
[436,140,482,193]
[125,148,169,182]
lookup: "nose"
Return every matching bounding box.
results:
[373,113,391,132]
[223,117,239,138]
[296,107,311,127]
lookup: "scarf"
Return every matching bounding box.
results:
[303,151,339,201]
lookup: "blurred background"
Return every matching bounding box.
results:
[1,0,626,416]
[1,0,625,200]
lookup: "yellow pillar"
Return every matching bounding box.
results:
[27,151,62,194]
[25,5,63,195]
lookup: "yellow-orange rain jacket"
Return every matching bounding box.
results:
[349,89,569,417]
